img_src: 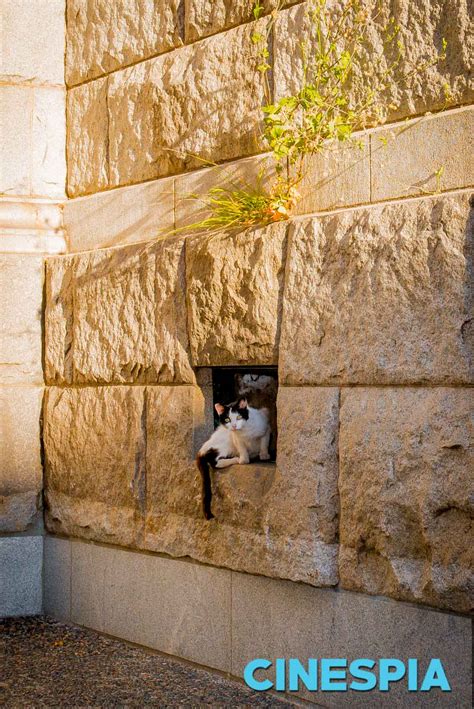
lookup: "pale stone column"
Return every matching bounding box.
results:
[0,0,66,616]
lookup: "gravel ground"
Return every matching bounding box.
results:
[0,616,295,708]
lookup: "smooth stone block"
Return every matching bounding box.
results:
[280,192,473,385]
[292,136,370,215]
[32,88,66,199]
[0,0,65,85]
[0,255,44,384]
[231,570,472,706]
[0,86,32,195]
[43,536,71,622]
[103,545,231,671]
[64,178,174,252]
[0,387,43,532]
[0,536,43,617]
[371,106,474,201]
[174,153,278,231]
[71,539,112,630]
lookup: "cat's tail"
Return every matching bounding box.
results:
[196,449,216,521]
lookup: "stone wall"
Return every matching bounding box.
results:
[0,0,66,537]
[46,0,473,616]
[1,0,472,622]
[43,191,473,613]
[0,0,67,616]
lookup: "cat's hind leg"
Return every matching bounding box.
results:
[259,428,271,460]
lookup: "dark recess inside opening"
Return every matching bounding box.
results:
[211,367,278,461]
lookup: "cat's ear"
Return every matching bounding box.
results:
[215,403,225,415]
[237,397,248,409]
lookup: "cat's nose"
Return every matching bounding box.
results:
[231,425,237,430]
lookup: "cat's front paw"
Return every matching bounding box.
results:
[259,452,271,461]
[238,456,250,465]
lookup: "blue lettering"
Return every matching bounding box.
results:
[420,659,451,692]
[407,658,418,691]
[275,658,286,691]
[379,659,406,691]
[288,659,318,692]
[244,659,273,691]
[349,659,377,691]
[321,659,347,691]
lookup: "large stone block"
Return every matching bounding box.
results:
[67,78,108,197]
[32,88,66,198]
[274,1,473,122]
[186,222,288,366]
[0,387,43,533]
[0,536,43,617]
[339,387,473,613]
[107,20,268,186]
[45,237,194,385]
[43,386,146,547]
[145,385,339,587]
[0,254,44,384]
[371,106,474,201]
[232,571,472,707]
[64,178,174,252]
[66,0,182,86]
[0,0,64,85]
[174,153,278,231]
[0,86,32,195]
[280,192,473,385]
[103,546,232,671]
[292,136,370,215]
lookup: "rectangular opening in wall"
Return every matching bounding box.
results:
[210,366,278,461]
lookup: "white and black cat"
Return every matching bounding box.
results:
[196,397,271,520]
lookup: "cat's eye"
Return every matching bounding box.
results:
[236,415,242,420]
[225,417,230,422]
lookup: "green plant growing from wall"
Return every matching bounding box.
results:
[179,0,448,234]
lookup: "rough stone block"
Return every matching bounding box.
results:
[339,387,474,613]
[32,88,66,198]
[0,86,32,195]
[67,78,108,197]
[64,178,174,252]
[44,237,194,385]
[186,221,288,366]
[292,136,370,215]
[108,20,268,186]
[184,0,301,41]
[0,254,44,384]
[280,193,473,385]
[66,0,183,86]
[0,536,43,617]
[43,386,146,547]
[0,0,65,85]
[145,385,339,587]
[273,1,473,122]
[371,106,474,201]
[43,536,71,622]
[174,153,278,231]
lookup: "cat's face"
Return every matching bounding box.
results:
[215,399,249,431]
